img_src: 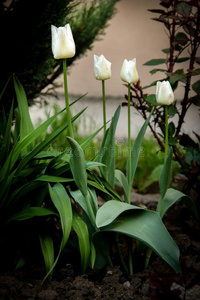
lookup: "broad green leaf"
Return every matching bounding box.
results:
[159,148,173,200]
[6,207,57,223]
[96,201,180,273]
[144,59,166,66]
[72,211,90,274]
[67,137,88,197]
[115,169,129,203]
[157,188,199,219]
[96,200,143,228]
[98,106,121,188]
[39,235,54,281]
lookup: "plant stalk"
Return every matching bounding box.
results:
[102,80,106,134]
[128,84,132,186]
[165,105,169,159]
[63,59,74,138]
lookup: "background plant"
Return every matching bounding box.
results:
[123,0,200,196]
[0,0,119,110]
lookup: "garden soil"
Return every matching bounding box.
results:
[0,193,199,300]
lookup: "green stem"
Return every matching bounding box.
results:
[102,80,106,134]
[63,59,74,138]
[128,84,132,202]
[165,105,169,159]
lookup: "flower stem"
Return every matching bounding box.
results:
[102,80,106,134]
[128,84,132,201]
[165,105,169,159]
[63,59,74,138]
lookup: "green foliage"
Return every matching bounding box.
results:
[0,0,119,104]
[128,0,200,193]
[0,75,198,283]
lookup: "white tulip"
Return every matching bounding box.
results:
[94,54,111,80]
[120,58,139,84]
[156,81,175,105]
[51,24,75,59]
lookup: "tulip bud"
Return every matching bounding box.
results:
[156,81,174,105]
[120,58,139,84]
[94,54,111,80]
[51,24,75,59]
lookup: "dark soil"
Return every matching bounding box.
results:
[0,196,199,300]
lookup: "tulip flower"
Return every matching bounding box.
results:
[94,54,111,133]
[51,24,75,59]
[120,59,139,202]
[156,81,174,105]
[156,81,175,158]
[120,58,139,84]
[94,55,111,80]
[51,23,76,138]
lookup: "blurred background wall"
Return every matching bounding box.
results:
[65,0,169,98]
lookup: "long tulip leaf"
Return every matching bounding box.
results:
[6,207,58,223]
[39,235,54,281]
[67,137,88,197]
[72,211,90,274]
[42,183,72,283]
[157,187,199,219]
[127,110,153,199]
[13,75,34,152]
[96,200,180,273]
[98,106,121,188]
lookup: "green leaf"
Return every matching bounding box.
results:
[37,175,74,183]
[13,75,34,153]
[127,110,153,198]
[177,2,192,17]
[96,200,143,228]
[191,95,200,106]
[192,80,200,94]
[6,207,57,223]
[69,187,98,219]
[149,68,166,75]
[157,188,199,219]
[39,235,54,281]
[144,59,166,66]
[72,211,90,274]
[159,148,173,200]
[42,183,72,283]
[115,169,129,203]
[67,137,88,197]
[98,106,121,188]
[145,95,159,106]
[176,57,190,63]
[96,201,180,273]
[48,183,72,248]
